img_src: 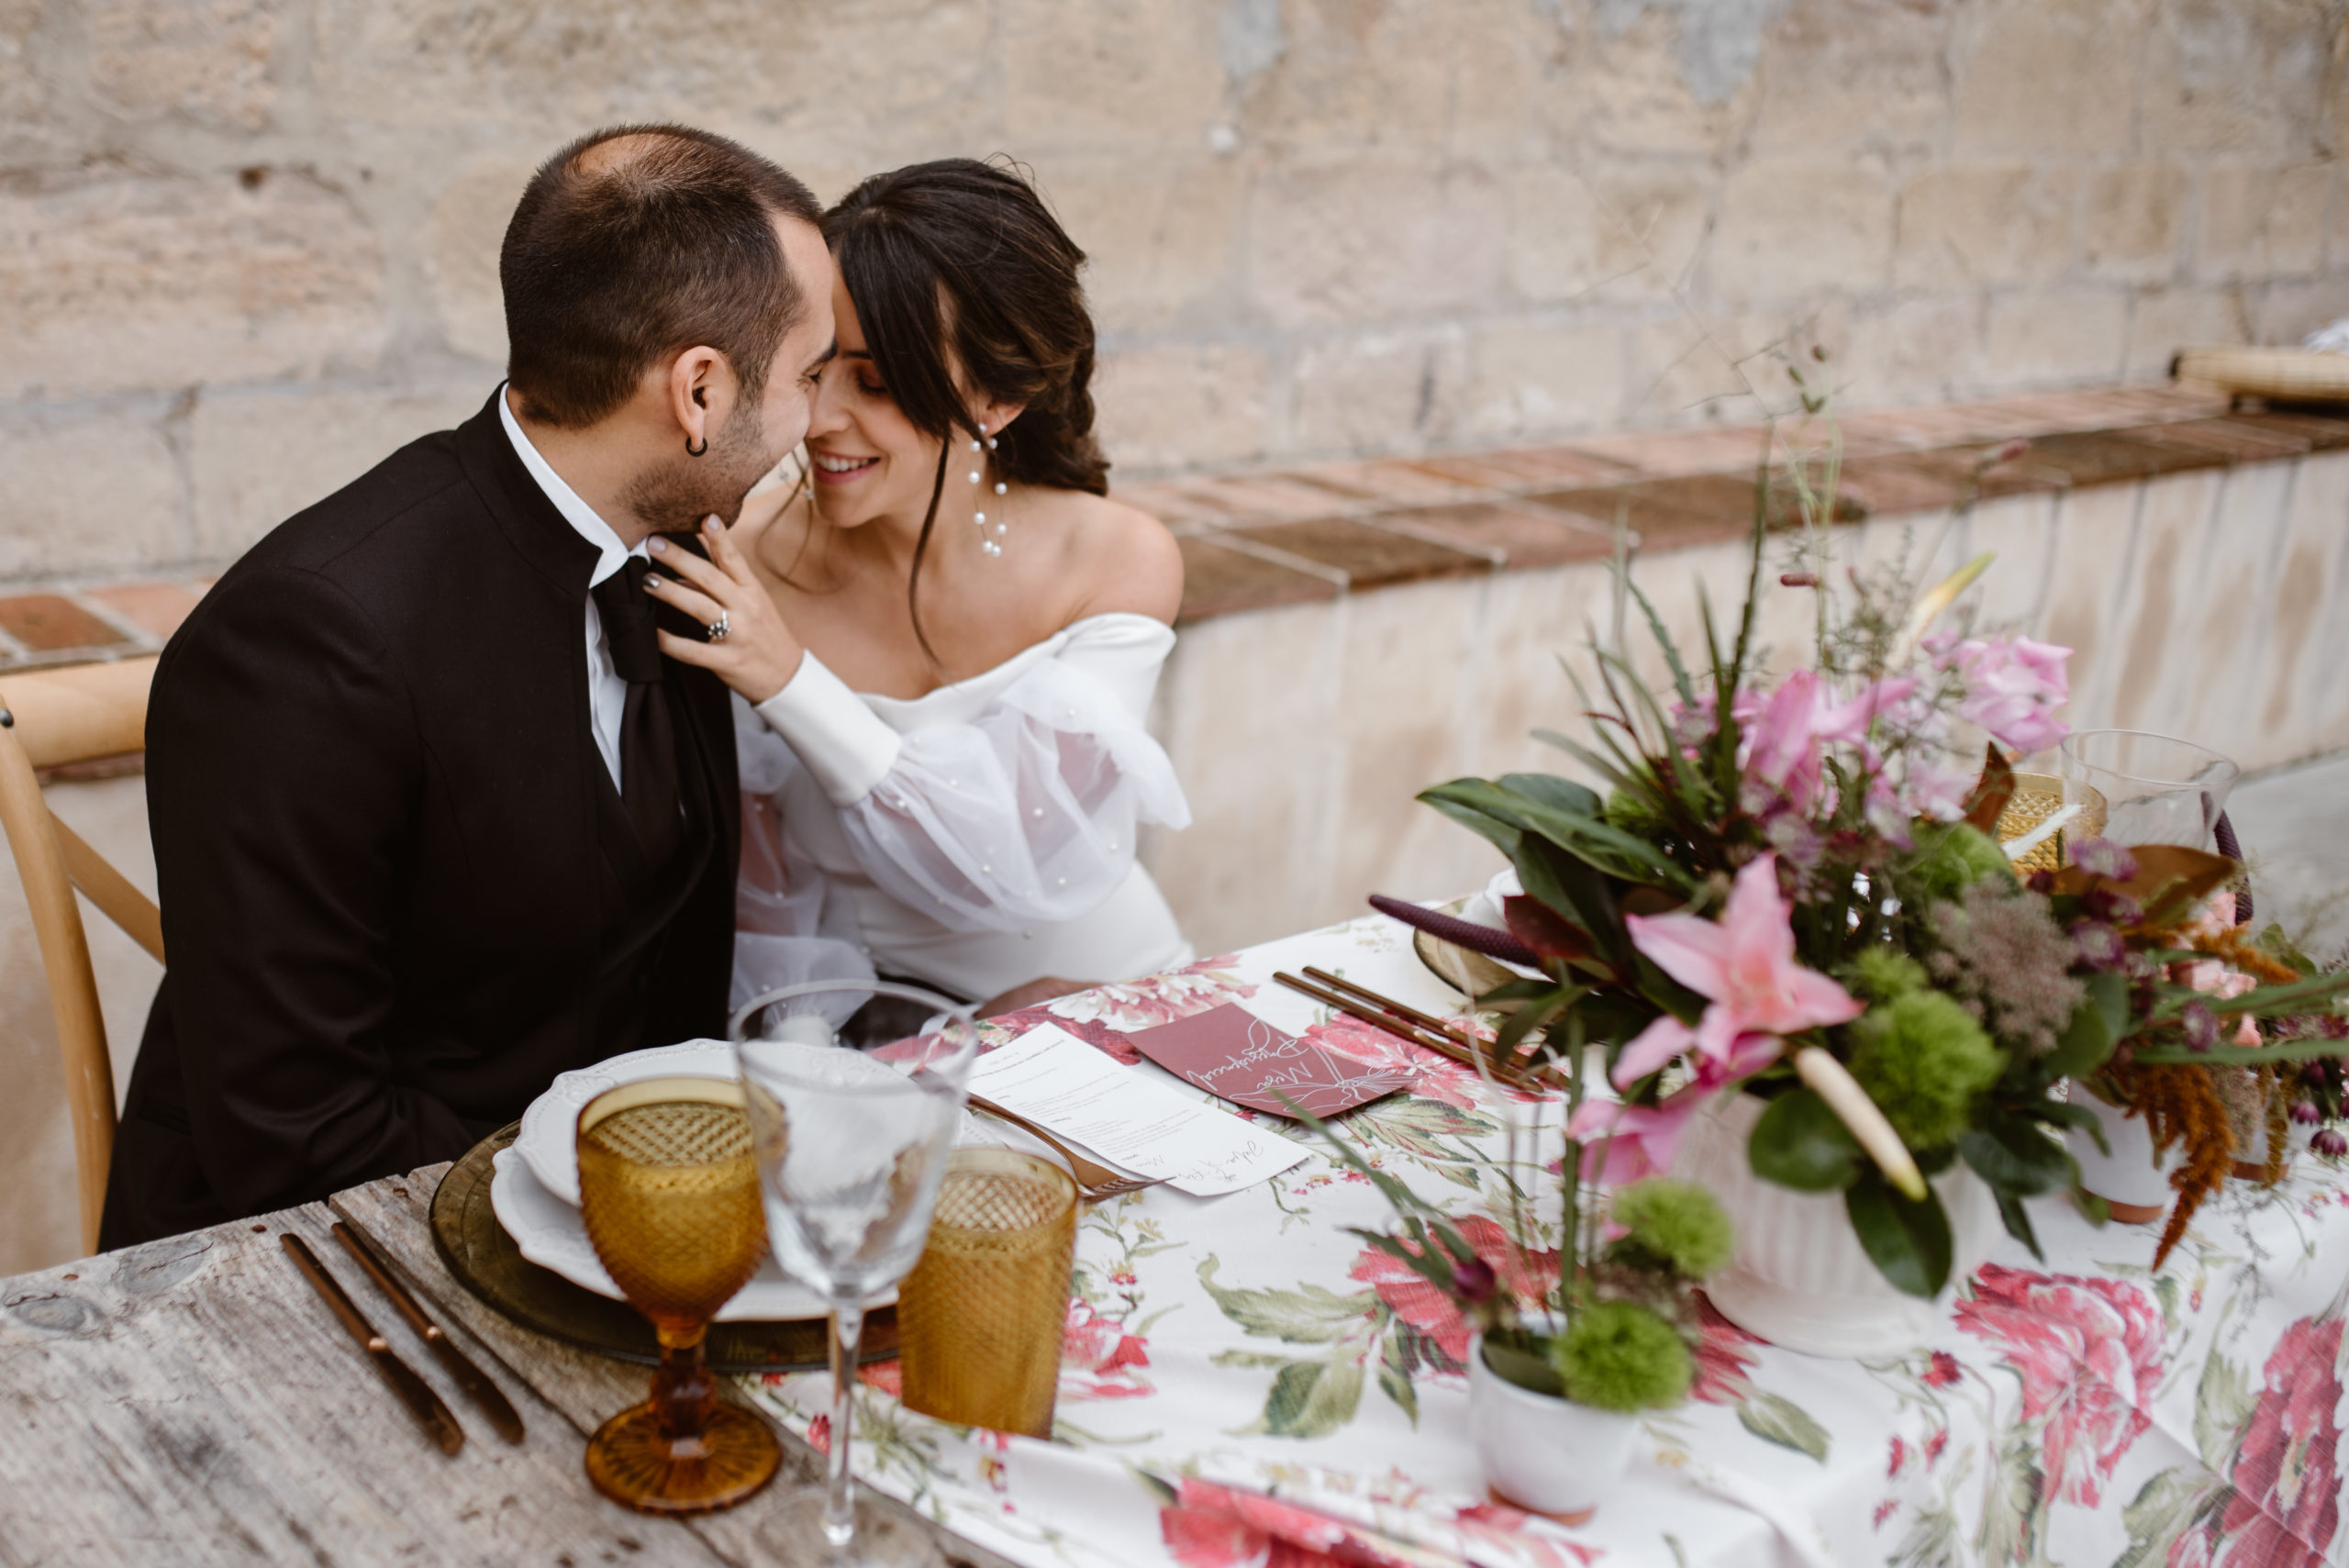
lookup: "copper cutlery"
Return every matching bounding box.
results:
[1274,967,1558,1090]
[965,1093,1164,1200]
[281,1232,465,1455]
[331,1221,524,1444]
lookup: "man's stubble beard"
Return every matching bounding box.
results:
[624,395,788,534]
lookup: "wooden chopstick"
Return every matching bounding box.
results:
[1301,966,1480,1048]
[1301,965,1559,1087]
[1275,970,1537,1088]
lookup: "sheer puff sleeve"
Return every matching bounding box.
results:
[749,615,1191,935]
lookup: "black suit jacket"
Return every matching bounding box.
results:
[100,390,739,1247]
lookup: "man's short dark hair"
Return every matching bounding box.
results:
[501,125,823,428]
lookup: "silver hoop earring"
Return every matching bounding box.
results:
[971,420,1008,558]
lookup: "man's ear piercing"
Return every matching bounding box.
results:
[686,434,708,457]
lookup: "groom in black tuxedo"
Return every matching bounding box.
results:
[99,126,837,1246]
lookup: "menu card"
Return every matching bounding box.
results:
[1128,1003,1411,1119]
[971,1024,1309,1197]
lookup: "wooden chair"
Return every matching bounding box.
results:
[0,657,161,1255]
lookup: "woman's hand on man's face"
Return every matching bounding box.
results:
[644,516,806,704]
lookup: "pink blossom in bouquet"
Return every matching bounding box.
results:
[1811,674,1920,745]
[1735,669,1927,823]
[1570,855,1863,1181]
[1741,671,1831,814]
[1945,635,2072,754]
[1614,853,1865,1084]
[1898,751,1980,823]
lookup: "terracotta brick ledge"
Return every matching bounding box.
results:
[4,384,2344,677]
[1124,384,2349,624]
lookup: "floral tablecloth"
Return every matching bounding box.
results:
[740,912,2349,1568]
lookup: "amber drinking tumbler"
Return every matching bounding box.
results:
[575,1076,780,1514]
[897,1149,1079,1439]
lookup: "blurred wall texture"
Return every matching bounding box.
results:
[4,0,2348,585]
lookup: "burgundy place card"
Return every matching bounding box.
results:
[1128,1003,1411,1119]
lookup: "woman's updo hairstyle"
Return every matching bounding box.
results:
[823,158,1109,658]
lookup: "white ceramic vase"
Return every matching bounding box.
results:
[2066,1091,2181,1221]
[1675,1091,2006,1359]
[1466,1337,1639,1517]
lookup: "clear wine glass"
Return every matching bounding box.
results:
[729,980,978,1566]
[2059,729,2240,850]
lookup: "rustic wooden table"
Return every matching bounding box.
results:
[0,1165,1013,1568]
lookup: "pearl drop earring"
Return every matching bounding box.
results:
[971,421,1008,558]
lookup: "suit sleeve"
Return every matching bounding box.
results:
[146,564,467,1213]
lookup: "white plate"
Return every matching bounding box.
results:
[488,1145,846,1321]
[515,1039,741,1207]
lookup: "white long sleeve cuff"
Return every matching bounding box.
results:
[752,651,904,806]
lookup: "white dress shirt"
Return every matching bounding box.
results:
[496,386,643,793]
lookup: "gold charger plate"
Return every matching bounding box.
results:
[430,1123,896,1373]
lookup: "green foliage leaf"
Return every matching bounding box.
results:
[1994,1190,2043,1261]
[1736,1390,1832,1463]
[2026,1097,2109,1153]
[1480,1334,1566,1398]
[2046,973,2128,1078]
[1496,773,1602,820]
[1749,1088,1865,1191]
[1419,779,1693,894]
[2254,922,2318,975]
[1844,1172,1954,1297]
[1620,574,1698,709]
[1957,1118,2073,1197]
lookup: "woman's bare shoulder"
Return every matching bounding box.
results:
[1042,489,1183,625]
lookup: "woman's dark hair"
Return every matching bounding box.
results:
[822,158,1109,660]
[503,124,823,428]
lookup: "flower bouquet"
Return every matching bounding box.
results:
[1415,435,2349,1331]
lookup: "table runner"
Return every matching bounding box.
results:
[740,912,2349,1567]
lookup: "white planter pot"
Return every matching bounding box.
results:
[1466,1337,1639,1518]
[2067,1092,2181,1221]
[1675,1091,2005,1360]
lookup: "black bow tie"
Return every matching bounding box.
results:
[590,558,682,864]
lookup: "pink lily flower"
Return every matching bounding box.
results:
[1573,1029,1781,1181]
[1740,671,1828,814]
[1612,853,1865,1088]
[1811,675,1920,743]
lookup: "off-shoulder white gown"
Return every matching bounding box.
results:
[731,611,1194,1006]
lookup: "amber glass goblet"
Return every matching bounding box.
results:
[575,1075,780,1514]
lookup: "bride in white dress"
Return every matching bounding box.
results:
[640,158,1193,1015]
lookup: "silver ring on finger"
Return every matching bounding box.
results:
[705,610,730,643]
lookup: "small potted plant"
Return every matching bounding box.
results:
[1302,1103,1730,1518]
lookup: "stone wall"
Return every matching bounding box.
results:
[6,0,2349,584]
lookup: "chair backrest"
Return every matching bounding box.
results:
[0,656,160,1255]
